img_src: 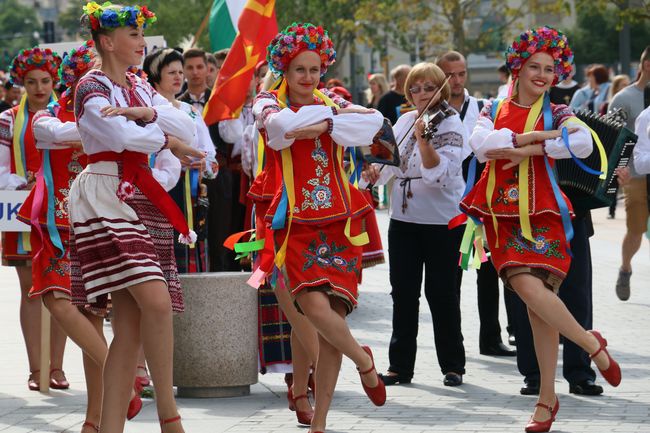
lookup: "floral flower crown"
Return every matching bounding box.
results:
[59,40,97,92]
[267,22,336,77]
[505,26,573,85]
[83,2,157,31]
[10,47,62,86]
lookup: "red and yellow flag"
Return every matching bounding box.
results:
[203,0,277,125]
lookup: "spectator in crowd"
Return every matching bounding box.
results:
[178,48,211,110]
[0,81,22,113]
[496,64,511,99]
[366,73,389,109]
[609,45,650,301]
[437,50,516,357]
[569,64,610,112]
[550,67,580,106]
[365,62,467,387]
[325,78,344,89]
[377,64,411,125]
[329,85,352,102]
[213,48,229,73]
[206,52,219,89]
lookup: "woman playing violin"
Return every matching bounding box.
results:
[363,62,469,387]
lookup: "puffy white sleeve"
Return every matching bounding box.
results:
[193,113,216,158]
[330,108,384,148]
[151,149,181,192]
[218,117,244,145]
[469,115,515,163]
[633,107,650,175]
[0,110,26,190]
[242,123,257,177]
[75,77,167,154]
[543,118,592,159]
[253,91,334,151]
[421,114,467,188]
[33,111,80,149]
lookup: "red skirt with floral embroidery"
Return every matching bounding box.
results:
[274,218,363,314]
[483,214,571,280]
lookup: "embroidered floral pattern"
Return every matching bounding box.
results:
[298,137,333,212]
[504,225,565,259]
[303,231,358,274]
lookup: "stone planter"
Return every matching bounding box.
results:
[173,272,258,397]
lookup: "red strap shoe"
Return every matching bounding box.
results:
[292,393,314,426]
[357,345,386,406]
[588,330,621,387]
[525,398,558,433]
[82,421,100,432]
[49,368,70,390]
[127,389,143,420]
[28,370,40,391]
[287,385,296,411]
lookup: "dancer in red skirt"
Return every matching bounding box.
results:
[253,23,386,433]
[0,46,70,391]
[70,3,203,432]
[460,26,622,432]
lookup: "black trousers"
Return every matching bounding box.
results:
[387,219,466,377]
[206,167,246,272]
[513,215,596,384]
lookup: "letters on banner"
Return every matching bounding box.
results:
[0,190,30,232]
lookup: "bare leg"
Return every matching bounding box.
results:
[99,289,141,433]
[127,280,184,433]
[81,312,106,431]
[16,266,40,376]
[43,293,107,365]
[310,329,343,432]
[621,231,643,272]
[296,291,376,387]
[135,347,149,386]
[50,313,68,380]
[528,308,558,422]
[274,285,318,363]
[290,330,313,412]
[509,274,610,374]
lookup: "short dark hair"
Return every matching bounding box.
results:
[498,64,510,76]
[206,53,217,67]
[143,48,184,86]
[183,48,207,64]
[213,49,229,62]
[588,64,609,85]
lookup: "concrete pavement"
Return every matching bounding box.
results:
[0,207,648,432]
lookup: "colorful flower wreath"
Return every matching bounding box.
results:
[127,65,148,80]
[9,47,62,86]
[59,40,97,91]
[505,26,573,84]
[267,22,336,76]
[83,1,157,31]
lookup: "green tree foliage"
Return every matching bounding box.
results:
[0,0,41,70]
[567,5,650,66]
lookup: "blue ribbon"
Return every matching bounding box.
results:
[149,153,157,168]
[271,183,288,230]
[189,168,199,198]
[542,93,573,256]
[43,150,65,258]
[560,127,603,176]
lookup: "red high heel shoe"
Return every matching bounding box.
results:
[135,364,151,389]
[357,346,386,406]
[160,415,181,432]
[82,420,100,432]
[49,368,70,390]
[524,398,559,433]
[292,393,314,425]
[127,385,143,420]
[588,330,621,387]
[287,385,296,411]
[28,370,40,391]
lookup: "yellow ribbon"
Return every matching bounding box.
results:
[12,94,28,178]
[273,81,368,268]
[565,117,608,180]
[256,132,265,176]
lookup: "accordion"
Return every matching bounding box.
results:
[554,109,637,210]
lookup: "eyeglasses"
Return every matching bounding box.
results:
[409,85,437,94]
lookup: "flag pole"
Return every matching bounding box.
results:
[190,3,213,48]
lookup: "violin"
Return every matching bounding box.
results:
[422,100,455,140]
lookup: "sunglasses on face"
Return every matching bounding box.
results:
[409,84,437,94]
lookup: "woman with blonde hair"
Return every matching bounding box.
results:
[366,73,389,109]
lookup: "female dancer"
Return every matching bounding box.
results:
[248,71,319,426]
[459,26,621,432]
[0,47,69,391]
[71,3,203,432]
[363,62,467,387]
[143,48,217,273]
[253,23,386,433]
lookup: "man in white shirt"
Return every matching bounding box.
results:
[436,51,515,357]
